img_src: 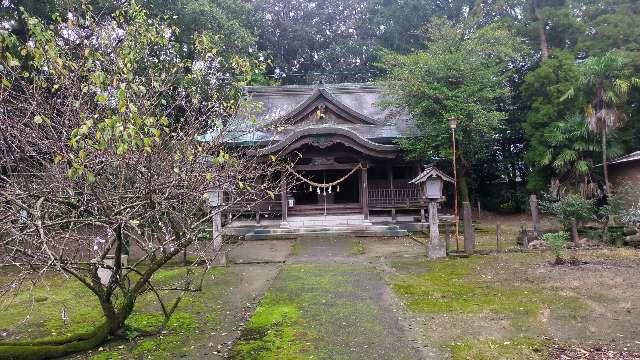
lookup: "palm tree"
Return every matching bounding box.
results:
[572,51,640,193]
[563,51,639,242]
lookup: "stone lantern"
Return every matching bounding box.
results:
[410,164,454,259]
[208,189,225,208]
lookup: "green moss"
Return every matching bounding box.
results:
[351,239,366,255]
[391,257,584,327]
[1,266,228,359]
[231,263,418,360]
[231,293,309,360]
[0,275,104,340]
[451,336,550,360]
[90,351,121,360]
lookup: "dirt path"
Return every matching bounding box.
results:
[228,236,444,360]
[189,263,282,359]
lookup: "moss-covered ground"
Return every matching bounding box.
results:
[388,248,640,359]
[2,235,639,360]
[0,266,229,359]
[230,263,420,360]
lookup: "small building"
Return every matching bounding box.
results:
[609,151,640,192]
[221,83,433,230]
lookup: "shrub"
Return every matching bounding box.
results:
[542,231,570,264]
[620,201,640,229]
[542,193,593,225]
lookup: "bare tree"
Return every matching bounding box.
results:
[0,3,282,358]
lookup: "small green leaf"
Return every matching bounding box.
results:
[86,171,96,184]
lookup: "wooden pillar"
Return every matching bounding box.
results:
[361,164,370,222]
[256,175,263,225]
[444,221,451,254]
[387,165,396,221]
[530,194,540,235]
[280,176,288,227]
[463,201,475,254]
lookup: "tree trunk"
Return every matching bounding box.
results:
[571,217,579,244]
[533,1,550,60]
[459,172,471,204]
[602,125,610,243]
[0,323,110,360]
[602,125,610,194]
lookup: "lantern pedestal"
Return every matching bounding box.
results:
[211,210,227,266]
[427,201,446,259]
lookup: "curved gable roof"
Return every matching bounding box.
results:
[279,88,377,125]
[257,126,400,158]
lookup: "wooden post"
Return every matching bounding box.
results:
[463,201,475,254]
[444,221,451,254]
[427,201,446,259]
[477,200,481,220]
[530,194,540,235]
[496,223,502,252]
[361,164,370,223]
[387,165,397,221]
[280,177,288,227]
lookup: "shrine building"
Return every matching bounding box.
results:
[220,83,438,235]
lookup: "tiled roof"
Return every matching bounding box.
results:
[609,151,640,166]
[219,83,416,146]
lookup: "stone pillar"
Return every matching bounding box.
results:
[428,201,446,259]
[361,165,370,223]
[280,176,288,228]
[530,194,540,235]
[212,211,226,265]
[463,201,475,254]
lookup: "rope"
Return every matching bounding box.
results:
[286,164,362,188]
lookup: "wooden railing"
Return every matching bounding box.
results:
[368,187,425,209]
[222,193,281,214]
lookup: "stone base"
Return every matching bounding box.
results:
[244,224,407,240]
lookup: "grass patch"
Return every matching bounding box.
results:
[230,294,310,360]
[391,256,584,328]
[130,313,199,358]
[1,266,228,359]
[351,239,366,255]
[0,275,104,340]
[451,336,550,360]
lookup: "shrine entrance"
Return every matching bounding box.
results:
[290,169,360,206]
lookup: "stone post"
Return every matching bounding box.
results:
[530,194,540,235]
[280,177,289,228]
[463,201,475,254]
[427,201,446,259]
[97,255,128,286]
[212,210,226,265]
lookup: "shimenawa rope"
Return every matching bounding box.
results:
[285,164,362,188]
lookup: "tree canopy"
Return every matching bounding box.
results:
[2,0,640,207]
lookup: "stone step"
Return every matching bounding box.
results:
[244,225,407,240]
